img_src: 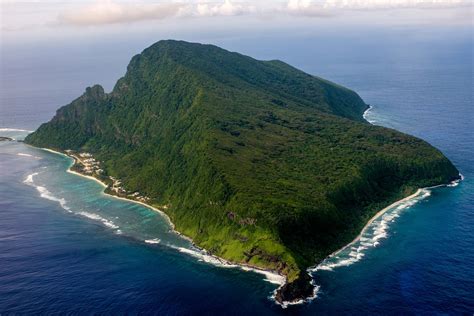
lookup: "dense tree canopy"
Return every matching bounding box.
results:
[25,40,459,302]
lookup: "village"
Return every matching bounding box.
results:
[67,150,151,204]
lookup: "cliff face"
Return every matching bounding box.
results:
[25,40,460,302]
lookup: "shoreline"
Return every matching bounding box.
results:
[315,187,424,262]
[284,188,429,307]
[363,104,375,123]
[316,188,424,263]
[38,147,287,287]
[308,177,462,271]
[36,145,462,308]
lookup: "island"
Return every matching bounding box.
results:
[25,40,460,304]
[0,136,14,141]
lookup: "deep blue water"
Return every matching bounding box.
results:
[1,31,473,314]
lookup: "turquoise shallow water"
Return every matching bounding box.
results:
[1,32,473,314]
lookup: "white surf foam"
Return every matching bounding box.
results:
[144,238,161,244]
[17,153,41,159]
[240,266,286,285]
[77,211,120,230]
[172,246,237,267]
[0,128,33,132]
[448,174,464,187]
[273,280,320,309]
[36,186,71,212]
[23,172,121,234]
[24,172,71,212]
[23,172,38,184]
[313,189,431,272]
[169,245,286,285]
[363,105,377,124]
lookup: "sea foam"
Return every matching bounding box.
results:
[169,245,286,285]
[23,172,38,184]
[363,105,377,124]
[313,189,431,272]
[17,153,41,159]
[448,174,464,187]
[144,238,161,244]
[77,211,120,230]
[23,172,71,212]
[24,172,121,233]
[0,128,33,132]
[273,279,320,309]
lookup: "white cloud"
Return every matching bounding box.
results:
[283,0,472,16]
[322,0,471,9]
[57,1,185,25]
[195,0,255,17]
[54,0,259,26]
[286,0,333,17]
[2,0,471,29]
[287,0,313,10]
[277,0,473,20]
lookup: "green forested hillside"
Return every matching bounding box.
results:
[25,40,460,302]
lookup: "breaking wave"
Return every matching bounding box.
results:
[448,174,464,187]
[313,189,431,272]
[23,172,121,232]
[23,172,38,184]
[23,172,71,212]
[77,211,120,230]
[0,128,33,132]
[144,238,161,244]
[17,153,41,159]
[169,245,285,285]
[363,105,377,124]
[274,281,320,309]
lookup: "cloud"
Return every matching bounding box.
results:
[56,0,257,26]
[30,0,474,27]
[282,0,472,18]
[57,1,186,25]
[194,0,256,17]
[286,0,333,17]
[326,0,471,9]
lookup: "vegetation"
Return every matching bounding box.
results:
[25,40,460,302]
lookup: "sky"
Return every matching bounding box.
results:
[0,0,472,129]
[1,0,472,45]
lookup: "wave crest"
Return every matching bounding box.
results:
[169,245,286,285]
[23,172,71,212]
[144,238,161,244]
[313,189,431,272]
[77,211,120,230]
[0,128,33,132]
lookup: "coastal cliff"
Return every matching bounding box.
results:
[25,40,460,304]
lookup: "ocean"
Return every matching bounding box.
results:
[1,30,472,314]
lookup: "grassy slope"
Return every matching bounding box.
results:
[25,40,460,300]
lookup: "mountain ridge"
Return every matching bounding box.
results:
[25,40,460,304]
